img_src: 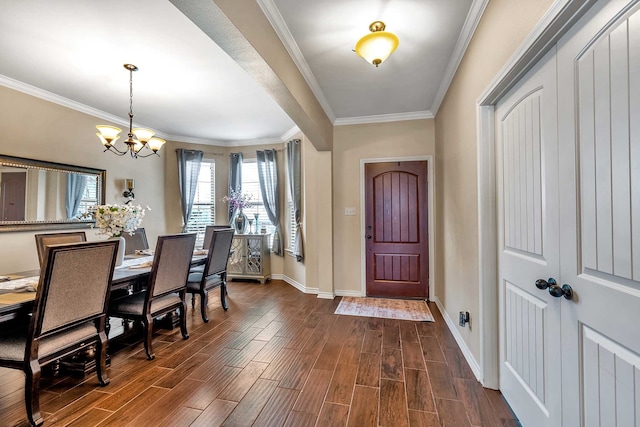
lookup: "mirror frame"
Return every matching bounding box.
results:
[0,154,106,232]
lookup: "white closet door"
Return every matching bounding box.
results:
[557,0,640,426]
[496,48,561,427]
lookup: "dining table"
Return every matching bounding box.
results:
[0,251,208,321]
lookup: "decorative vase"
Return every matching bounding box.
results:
[111,235,126,266]
[253,213,259,234]
[234,210,247,234]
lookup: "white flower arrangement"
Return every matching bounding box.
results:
[87,204,148,238]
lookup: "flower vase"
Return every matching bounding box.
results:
[235,211,247,234]
[111,236,125,266]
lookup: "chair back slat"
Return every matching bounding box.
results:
[150,234,196,297]
[34,240,118,336]
[204,228,235,277]
[34,232,86,267]
[122,228,149,255]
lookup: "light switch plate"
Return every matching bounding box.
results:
[345,207,356,216]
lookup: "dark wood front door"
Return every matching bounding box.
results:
[0,172,26,221]
[365,161,429,298]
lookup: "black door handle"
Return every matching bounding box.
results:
[366,235,372,239]
[549,283,573,300]
[535,278,556,290]
[535,278,573,300]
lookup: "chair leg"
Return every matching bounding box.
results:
[143,315,155,360]
[220,282,228,311]
[191,293,196,309]
[200,290,209,323]
[180,301,190,340]
[96,331,110,386]
[25,359,43,426]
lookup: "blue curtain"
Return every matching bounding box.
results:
[228,152,243,223]
[286,140,304,262]
[257,149,282,255]
[176,149,203,232]
[65,173,87,219]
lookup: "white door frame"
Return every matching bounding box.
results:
[359,155,435,300]
[475,0,597,389]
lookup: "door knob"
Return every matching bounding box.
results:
[535,278,573,300]
[366,235,372,239]
[548,283,573,300]
[535,278,556,290]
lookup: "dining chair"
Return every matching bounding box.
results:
[201,225,232,250]
[187,228,235,322]
[34,231,86,267]
[122,227,149,255]
[108,233,196,360]
[0,240,119,427]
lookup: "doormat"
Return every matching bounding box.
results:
[335,297,434,322]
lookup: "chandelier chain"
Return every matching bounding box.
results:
[129,68,134,118]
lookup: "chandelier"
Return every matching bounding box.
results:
[354,21,399,67]
[96,64,165,158]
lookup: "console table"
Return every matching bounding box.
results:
[227,234,271,284]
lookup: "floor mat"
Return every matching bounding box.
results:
[334,296,434,322]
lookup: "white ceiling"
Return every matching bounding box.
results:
[0,0,480,145]
[264,0,475,122]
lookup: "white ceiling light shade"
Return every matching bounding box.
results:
[355,21,399,67]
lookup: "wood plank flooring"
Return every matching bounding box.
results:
[0,280,520,426]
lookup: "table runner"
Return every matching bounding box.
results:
[0,293,36,304]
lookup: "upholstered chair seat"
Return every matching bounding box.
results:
[0,322,98,362]
[109,292,183,316]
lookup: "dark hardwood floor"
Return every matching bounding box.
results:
[0,280,519,427]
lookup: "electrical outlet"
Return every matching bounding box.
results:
[345,207,356,216]
[459,311,470,327]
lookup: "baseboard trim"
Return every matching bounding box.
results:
[281,275,318,294]
[317,292,335,300]
[434,297,483,382]
[334,290,364,297]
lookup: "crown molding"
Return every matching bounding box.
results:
[0,73,165,136]
[334,110,433,126]
[1,72,300,148]
[280,125,301,142]
[0,74,133,129]
[257,0,336,123]
[431,0,488,116]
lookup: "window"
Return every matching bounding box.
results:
[76,176,98,218]
[185,160,215,246]
[241,160,276,237]
[287,174,296,250]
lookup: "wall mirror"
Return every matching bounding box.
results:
[0,154,106,232]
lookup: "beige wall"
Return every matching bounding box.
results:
[332,119,435,295]
[0,86,168,273]
[434,0,554,360]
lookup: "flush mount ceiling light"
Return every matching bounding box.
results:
[354,21,399,67]
[96,64,165,158]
